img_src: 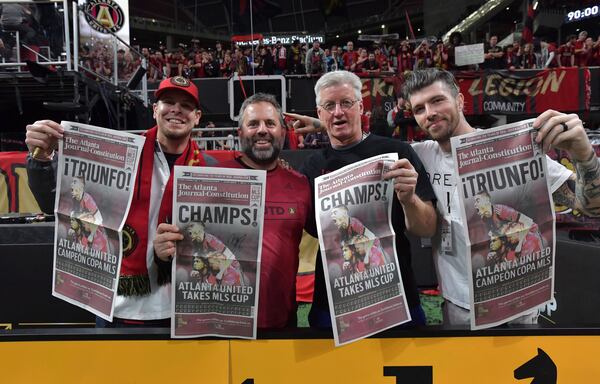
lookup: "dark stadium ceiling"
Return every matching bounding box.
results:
[130,0,424,43]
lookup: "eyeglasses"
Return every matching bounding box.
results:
[319,99,359,113]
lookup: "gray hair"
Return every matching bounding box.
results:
[314,70,362,106]
[402,68,460,103]
[237,93,286,130]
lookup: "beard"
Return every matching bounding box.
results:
[240,133,283,165]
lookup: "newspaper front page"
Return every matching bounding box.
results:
[451,119,556,329]
[52,121,144,321]
[315,153,411,346]
[172,166,266,339]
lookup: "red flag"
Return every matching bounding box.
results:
[522,0,536,44]
[405,10,415,40]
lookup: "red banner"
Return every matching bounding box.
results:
[0,151,41,213]
[457,68,591,115]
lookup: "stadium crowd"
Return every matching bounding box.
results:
[77,30,600,83]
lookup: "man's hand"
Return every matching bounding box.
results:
[153,223,183,262]
[383,158,418,204]
[25,120,64,161]
[283,112,323,135]
[533,110,594,161]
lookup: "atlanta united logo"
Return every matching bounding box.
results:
[171,76,191,87]
[84,0,125,34]
[122,224,138,257]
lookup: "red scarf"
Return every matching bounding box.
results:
[119,126,204,296]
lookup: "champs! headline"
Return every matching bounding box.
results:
[321,183,389,212]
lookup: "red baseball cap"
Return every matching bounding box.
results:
[155,76,200,107]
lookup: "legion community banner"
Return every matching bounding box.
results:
[456,67,591,115]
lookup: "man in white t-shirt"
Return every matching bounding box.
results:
[287,68,600,325]
[403,68,600,325]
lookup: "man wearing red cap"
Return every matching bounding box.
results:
[25,76,217,327]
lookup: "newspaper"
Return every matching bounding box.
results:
[451,119,556,329]
[171,166,266,339]
[315,153,411,346]
[52,121,144,321]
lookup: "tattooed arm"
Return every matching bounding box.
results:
[535,110,600,216]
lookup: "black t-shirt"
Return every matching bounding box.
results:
[299,134,436,315]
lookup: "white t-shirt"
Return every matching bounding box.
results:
[113,146,172,320]
[412,139,572,309]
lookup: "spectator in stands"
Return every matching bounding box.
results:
[362,52,381,74]
[413,39,433,70]
[25,76,217,327]
[288,40,304,74]
[188,52,205,78]
[214,41,224,64]
[153,51,166,80]
[558,34,576,67]
[342,41,358,71]
[539,38,558,68]
[94,51,112,78]
[325,45,344,72]
[350,48,368,73]
[592,36,600,66]
[305,40,326,76]
[433,40,449,70]
[519,42,537,69]
[220,51,235,77]
[274,41,287,74]
[397,40,413,75]
[580,36,597,67]
[258,46,274,75]
[446,31,464,70]
[387,46,398,71]
[503,44,518,70]
[124,51,139,78]
[203,50,220,77]
[574,30,588,67]
[233,48,248,75]
[116,49,130,81]
[483,35,504,69]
